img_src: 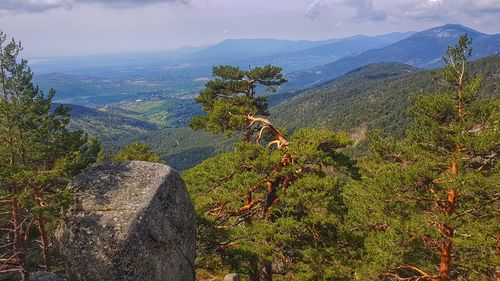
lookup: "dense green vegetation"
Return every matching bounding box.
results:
[62,54,499,172]
[344,35,499,280]
[0,32,101,280]
[112,127,233,171]
[107,98,201,128]
[3,27,498,281]
[273,55,500,138]
[59,103,157,142]
[111,142,164,163]
[189,64,287,136]
[184,63,362,281]
[184,131,361,280]
[184,35,499,280]
[51,53,499,176]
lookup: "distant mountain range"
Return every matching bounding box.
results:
[184,38,322,61]
[178,32,415,72]
[283,24,500,91]
[270,32,415,61]
[31,31,415,75]
[39,23,500,140]
[183,32,414,60]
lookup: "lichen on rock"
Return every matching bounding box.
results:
[56,161,195,281]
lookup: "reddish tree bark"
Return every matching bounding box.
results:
[437,150,459,281]
[439,239,452,281]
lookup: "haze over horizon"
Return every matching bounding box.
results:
[1,0,499,58]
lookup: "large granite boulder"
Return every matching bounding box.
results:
[223,273,241,281]
[27,271,64,281]
[56,161,195,281]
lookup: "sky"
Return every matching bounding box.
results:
[0,0,499,58]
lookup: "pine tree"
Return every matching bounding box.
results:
[344,34,499,280]
[111,141,164,163]
[189,64,287,140]
[0,31,101,280]
[184,130,361,280]
[185,65,360,280]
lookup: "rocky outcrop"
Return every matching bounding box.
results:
[223,273,241,281]
[56,161,195,281]
[27,272,64,281]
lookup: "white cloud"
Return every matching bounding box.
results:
[304,0,323,19]
[0,0,72,13]
[0,0,188,13]
[305,0,386,22]
[349,0,386,21]
[0,0,498,57]
[304,0,500,23]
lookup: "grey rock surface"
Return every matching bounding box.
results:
[56,161,195,281]
[27,272,64,281]
[223,273,241,281]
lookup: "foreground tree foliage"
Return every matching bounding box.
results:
[184,130,361,280]
[185,64,361,280]
[0,31,101,280]
[111,141,164,163]
[344,34,499,280]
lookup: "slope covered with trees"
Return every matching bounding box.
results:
[0,32,101,280]
[344,34,499,280]
[184,64,361,281]
[52,55,499,172]
[110,141,164,163]
[184,35,499,281]
[54,103,158,141]
[0,24,498,281]
[272,54,500,138]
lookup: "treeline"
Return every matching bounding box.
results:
[0,32,163,280]
[0,31,498,281]
[98,55,500,171]
[184,35,499,281]
[54,55,499,172]
[0,33,102,279]
[272,54,500,138]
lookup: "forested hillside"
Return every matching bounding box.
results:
[113,127,233,170]
[1,14,499,281]
[183,35,499,281]
[272,54,500,137]
[54,103,157,141]
[61,55,499,170]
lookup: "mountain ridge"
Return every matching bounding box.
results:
[283,24,500,91]
[272,54,500,137]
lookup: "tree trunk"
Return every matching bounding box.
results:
[259,259,272,281]
[33,185,51,271]
[437,155,458,280]
[439,238,452,281]
[11,195,28,280]
[249,257,259,281]
[457,62,464,120]
[245,126,254,143]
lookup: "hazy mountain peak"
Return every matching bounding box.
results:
[284,24,499,91]
[414,23,484,39]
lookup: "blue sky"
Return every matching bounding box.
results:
[1,0,499,58]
